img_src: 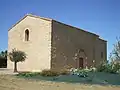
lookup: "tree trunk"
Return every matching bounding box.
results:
[14,61,17,72]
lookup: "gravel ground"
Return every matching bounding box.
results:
[0,75,120,90]
[0,68,17,75]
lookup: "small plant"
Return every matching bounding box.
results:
[77,69,88,77]
[60,70,70,75]
[69,68,88,77]
[40,69,59,76]
[89,67,97,72]
[17,72,40,77]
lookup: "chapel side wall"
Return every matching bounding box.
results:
[51,20,99,70]
[95,39,107,66]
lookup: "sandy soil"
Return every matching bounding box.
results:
[0,75,120,90]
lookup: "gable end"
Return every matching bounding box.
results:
[8,14,52,31]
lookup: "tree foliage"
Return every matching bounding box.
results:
[0,50,7,59]
[8,49,26,72]
[109,37,120,62]
[9,49,26,62]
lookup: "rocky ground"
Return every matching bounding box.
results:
[0,75,120,90]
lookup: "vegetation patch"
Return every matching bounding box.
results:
[59,70,70,75]
[40,69,59,76]
[97,62,120,74]
[17,72,41,77]
[16,71,120,85]
[17,69,70,77]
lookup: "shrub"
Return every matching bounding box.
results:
[77,69,88,77]
[97,63,107,72]
[104,64,114,73]
[17,72,31,77]
[40,69,59,76]
[111,63,120,73]
[17,69,70,77]
[89,67,97,72]
[60,70,70,75]
[17,72,40,77]
[70,68,88,77]
[63,65,73,70]
[97,62,120,74]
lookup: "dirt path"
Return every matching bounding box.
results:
[0,68,16,75]
[0,75,120,90]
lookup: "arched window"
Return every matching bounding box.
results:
[25,29,29,41]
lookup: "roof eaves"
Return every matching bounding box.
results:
[52,20,99,37]
[8,14,52,31]
[99,38,107,42]
[27,14,52,21]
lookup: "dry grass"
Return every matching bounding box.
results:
[0,75,120,90]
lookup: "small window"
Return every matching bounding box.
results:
[101,52,103,58]
[25,29,29,41]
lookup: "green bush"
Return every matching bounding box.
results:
[40,69,59,76]
[70,68,88,77]
[111,63,120,73]
[60,70,70,75]
[97,63,107,72]
[77,69,88,77]
[104,64,115,73]
[17,72,40,77]
[97,62,120,74]
[17,69,70,77]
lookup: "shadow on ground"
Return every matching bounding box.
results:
[17,72,120,86]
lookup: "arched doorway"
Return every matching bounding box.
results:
[78,57,84,68]
[76,49,87,68]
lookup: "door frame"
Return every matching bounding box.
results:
[78,57,84,68]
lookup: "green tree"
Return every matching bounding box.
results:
[110,37,120,62]
[0,50,7,59]
[8,49,26,72]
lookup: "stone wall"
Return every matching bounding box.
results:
[51,20,107,70]
[8,15,52,72]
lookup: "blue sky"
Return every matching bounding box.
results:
[0,0,120,59]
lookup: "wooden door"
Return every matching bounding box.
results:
[79,58,83,68]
